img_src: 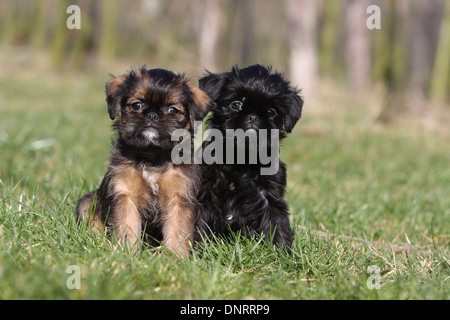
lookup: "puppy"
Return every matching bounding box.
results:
[194,64,303,252]
[76,67,211,256]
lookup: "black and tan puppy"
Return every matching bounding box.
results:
[194,64,303,252]
[76,67,211,256]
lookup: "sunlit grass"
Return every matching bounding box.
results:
[0,72,449,299]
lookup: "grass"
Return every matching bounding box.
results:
[0,71,449,300]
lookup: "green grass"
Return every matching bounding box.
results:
[0,72,449,300]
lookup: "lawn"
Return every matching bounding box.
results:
[0,71,449,300]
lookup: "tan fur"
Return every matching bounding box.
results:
[188,82,211,114]
[76,194,104,234]
[158,164,195,256]
[109,166,151,248]
[105,74,127,120]
[106,75,126,96]
[105,163,195,256]
[187,82,211,129]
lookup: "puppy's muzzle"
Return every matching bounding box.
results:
[147,112,159,123]
[247,114,259,124]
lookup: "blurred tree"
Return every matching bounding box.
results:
[51,0,71,68]
[30,0,48,49]
[1,0,449,112]
[69,0,100,68]
[377,0,446,122]
[318,0,343,79]
[409,0,445,100]
[192,0,221,72]
[344,0,370,94]
[239,0,256,67]
[225,0,256,67]
[285,0,319,97]
[430,2,450,102]
[99,0,119,59]
[375,0,411,122]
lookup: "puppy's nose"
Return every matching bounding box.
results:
[247,114,259,124]
[147,112,159,122]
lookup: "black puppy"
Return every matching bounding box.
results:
[194,64,303,251]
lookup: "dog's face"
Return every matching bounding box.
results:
[106,67,210,150]
[199,64,303,138]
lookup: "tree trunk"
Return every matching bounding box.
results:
[376,0,411,122]
[192,0,221,72]
[285,0,319,97]
[318,0,342,78]
[409,0,445,100]
[344,0,370,94]
[430,1,450,102]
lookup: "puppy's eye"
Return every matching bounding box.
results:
[267,108,277,119]
[230,101,243,111]
[131,102,143,111]
[168,106,180,115]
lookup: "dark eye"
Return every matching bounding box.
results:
[168,106,180,114]
[230,101,243,111]
[267,108,277,119]
[131,102,143,111]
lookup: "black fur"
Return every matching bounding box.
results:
[194,64,303,252]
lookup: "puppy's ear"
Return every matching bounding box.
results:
[284,90,304,133]
[105,75,126,120]
[198,72,227,102]
[187,82,212,129]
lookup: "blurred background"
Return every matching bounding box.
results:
[1,0,449,124]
